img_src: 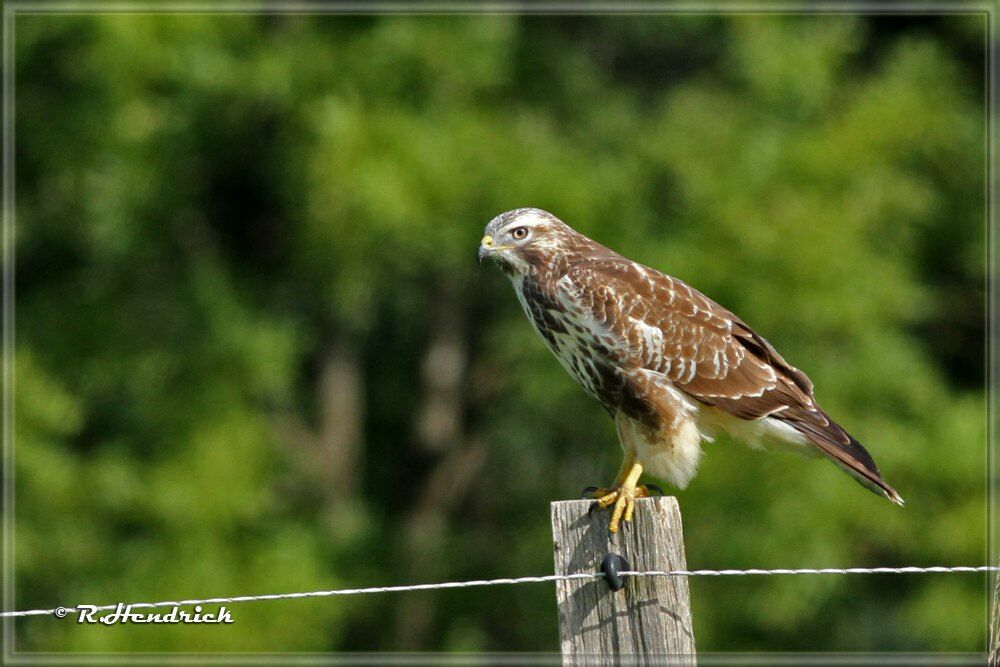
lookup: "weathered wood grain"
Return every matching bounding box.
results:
[551,496,695,663]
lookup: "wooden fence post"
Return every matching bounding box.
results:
[551,496,695,662]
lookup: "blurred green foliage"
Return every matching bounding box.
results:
[12,13,985,653]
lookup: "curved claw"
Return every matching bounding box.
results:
[579,486,599,499]
[644,483,665,496]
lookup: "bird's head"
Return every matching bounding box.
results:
[478,208,577,277]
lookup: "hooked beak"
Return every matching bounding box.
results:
[477,235,496,264]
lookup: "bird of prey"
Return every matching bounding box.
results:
[478,208,903,533]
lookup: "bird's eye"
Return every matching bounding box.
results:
[511,226,529,240]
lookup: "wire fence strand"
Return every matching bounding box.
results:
[4,565,997,619]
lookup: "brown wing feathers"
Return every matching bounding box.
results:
[561,257,903,505]
[722,320,903,503]
[728,321,903,505]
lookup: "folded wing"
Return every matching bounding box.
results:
[555,257,903,505]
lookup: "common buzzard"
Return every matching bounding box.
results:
[478,208,903,533]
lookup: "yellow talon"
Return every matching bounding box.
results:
[593,489,619,509]
[586,455,650,533]
[623,495,636,524]
[608,492,629,533]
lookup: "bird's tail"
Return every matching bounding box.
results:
[779,409,904,506]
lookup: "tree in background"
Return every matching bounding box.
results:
[12,13,985,652]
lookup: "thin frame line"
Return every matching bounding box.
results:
[1,3,993,665]
[1,2,997,15]
[3,0,16,660]
[989,1,998,662]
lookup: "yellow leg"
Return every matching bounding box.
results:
[612,450,636,487]
[589,452,652,533]
[589,451,637,498]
